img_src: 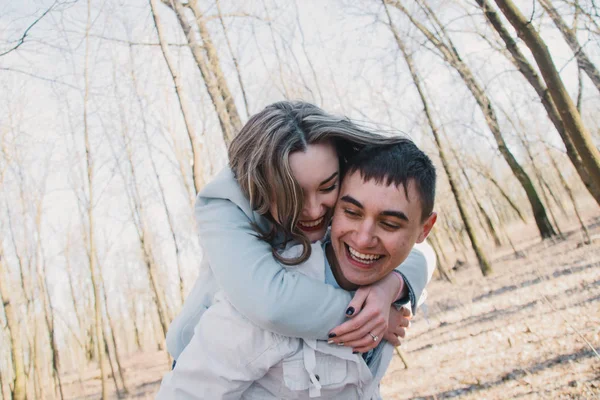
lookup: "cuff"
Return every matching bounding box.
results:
[393,271,417,315]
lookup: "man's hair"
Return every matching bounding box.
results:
[345,141,436,221]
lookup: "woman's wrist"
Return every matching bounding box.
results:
[391,271,406,302]
[374,272,404,304]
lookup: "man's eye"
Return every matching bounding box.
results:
[320,184,337,193]
[344,209,360,217]
[381,221,400,230]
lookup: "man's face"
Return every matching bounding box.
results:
[330,171,436,286]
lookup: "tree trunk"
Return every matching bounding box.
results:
[100,276,129,395]
[386,0,556,239]
[215,0,250,116]
[454,153,503,247]
[125,33,187,306]
[538,0,600,93]
[383,1,493,275]
[544,143,591,243]
[150,0,205,194]
[189,0,242,132]
[0,253,27,400]
[429,231,454,283]
[33,198,64,399]
[476,0,600,206]
[493,0,600,193]
[84,2,109,397]
[110,66,172,341]
[168,0,237,145]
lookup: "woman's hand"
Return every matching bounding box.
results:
[382,306,411,347]
[327,273,403,352]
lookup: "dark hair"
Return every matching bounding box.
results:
[345,141,436,221]
[228,101,408,265]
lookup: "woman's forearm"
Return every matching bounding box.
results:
[393,240,436,314]
[196,195,352,339]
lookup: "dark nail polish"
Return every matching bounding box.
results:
[353,351,359,354]
[328,333,336,338]
[346,307,355,316]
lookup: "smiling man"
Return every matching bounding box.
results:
[327,142,437,293]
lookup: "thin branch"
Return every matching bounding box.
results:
[0,1,58,57]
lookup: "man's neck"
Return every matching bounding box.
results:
[325,243,359,291]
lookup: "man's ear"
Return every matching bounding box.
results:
[417,212,437,243]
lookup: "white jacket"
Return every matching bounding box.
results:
[156,242,394,399]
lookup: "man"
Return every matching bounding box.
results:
[157,140,437,399]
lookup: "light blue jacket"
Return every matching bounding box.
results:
[166,167,436,360]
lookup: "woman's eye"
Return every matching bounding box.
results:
[320,184,337,193]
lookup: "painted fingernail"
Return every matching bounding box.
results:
[346,307,355,316]
[328,333,336,338]
[337,342,344,346]
[353,351,359,354]
[327,340,335,344]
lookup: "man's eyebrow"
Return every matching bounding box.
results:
[340,195,362,208]
[381,210,409,222]
[320,172,339,186]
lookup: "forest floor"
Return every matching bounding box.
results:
[62,213,600,400]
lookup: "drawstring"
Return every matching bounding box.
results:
[302,340,322,397]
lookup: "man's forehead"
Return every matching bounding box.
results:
[340,171,414,201]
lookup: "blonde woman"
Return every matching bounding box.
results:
[167,102,435,363]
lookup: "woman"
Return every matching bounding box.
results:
[166,101,435,361]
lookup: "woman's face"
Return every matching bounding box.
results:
[270,141,340,242]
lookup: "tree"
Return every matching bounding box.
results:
[385,0,557,239]
[538,0,600,93]
[0,251,27,400]
[150,0,205,194]
[493,0,600,193]
[475,0,600,205]
[164,0,240,145]
[382,1,493,275]
[83,1,109,397]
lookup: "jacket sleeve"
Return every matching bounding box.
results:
[195,195,351,340]
[393,240,436,315]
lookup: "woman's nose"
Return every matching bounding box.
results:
[303,194,322,220]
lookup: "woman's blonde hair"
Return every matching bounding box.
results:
[228,101,409,265]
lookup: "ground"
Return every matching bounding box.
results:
[62,214,600,399]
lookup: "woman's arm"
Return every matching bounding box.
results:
[326,240,436,348]
[394,241,437,314]
[196,195,351,339]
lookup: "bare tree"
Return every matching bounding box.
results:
[83,1,109,397]
[164,0,238,145]
[382,1,493,275]
[493,0,600,192]
[539,0,600,93]
[385,0,556,239]
[475,0,600,205]
[0,249,27,400]
[215,0,251,116]
[150,0,205,194]
[109,67,171,342]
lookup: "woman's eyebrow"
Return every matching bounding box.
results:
[319,171,339,186]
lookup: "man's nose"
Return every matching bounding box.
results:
[354,221,376,248]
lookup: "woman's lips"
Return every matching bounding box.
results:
[298,216,325,232]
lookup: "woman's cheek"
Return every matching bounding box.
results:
[324,190,339,209]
